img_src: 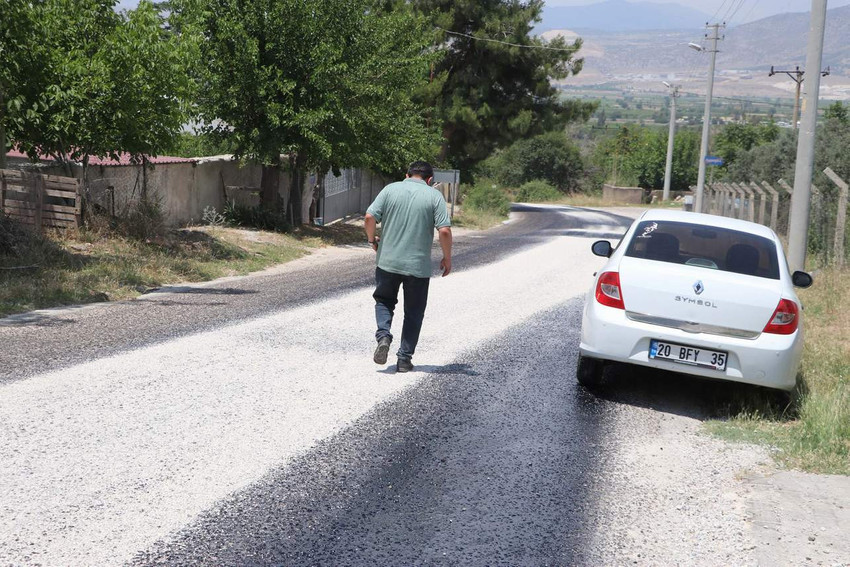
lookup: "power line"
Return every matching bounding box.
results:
[727,0,750,25]
[678,90,799,109]
[436,27,581,53]
[711,0,733,23]
[740,0,762,23]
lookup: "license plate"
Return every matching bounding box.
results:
[649,339,727,371]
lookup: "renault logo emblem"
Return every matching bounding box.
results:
[693,280,705,295]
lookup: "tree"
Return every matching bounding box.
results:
[824,101,848,125]
[484,130,584,192]
[713,121,779,173]
[4,1,192,187]
[592,126,700,191]
[0,0,40,168]
[409,0,594,174]
[178,0,440,224]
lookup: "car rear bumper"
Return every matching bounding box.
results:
[579,301,803,391]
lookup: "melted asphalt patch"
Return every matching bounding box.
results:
[134,300,620,566]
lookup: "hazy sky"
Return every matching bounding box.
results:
[116,0,850,24]
[545,0,850,23]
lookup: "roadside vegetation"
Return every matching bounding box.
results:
[707,265,850,475]
[0,210,362,317]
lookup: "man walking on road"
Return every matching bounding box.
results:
[365,161,453,373]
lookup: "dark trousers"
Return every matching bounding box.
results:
[373,267,430,361]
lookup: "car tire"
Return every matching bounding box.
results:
[576,355,604,388]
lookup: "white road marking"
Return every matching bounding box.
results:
[0,234,604,565]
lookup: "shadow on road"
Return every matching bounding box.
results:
[143,286,259,296]
[584,362,795,422]
[0,312,76,328]
[375,362,480,376]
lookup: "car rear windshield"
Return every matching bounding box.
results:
[624,220,780,279]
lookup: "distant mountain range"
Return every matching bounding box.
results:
[540,0,711,32]
[541,3,850,98]
[718,5,850,72]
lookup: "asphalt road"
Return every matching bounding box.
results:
[0,204,634,383]
[0,204,641,565]
[135,301,619,566]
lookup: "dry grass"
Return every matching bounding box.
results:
[707,266,850,475]
[0,218,365,317]
[450,206,507,230]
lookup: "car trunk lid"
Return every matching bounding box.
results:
[618,257,781,334]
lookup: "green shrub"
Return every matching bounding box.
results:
[515,180,562,202]
[222,201,291,233]
[461,179,511,217]
[485,131,584,192]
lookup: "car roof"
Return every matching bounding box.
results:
[636,209,778,240]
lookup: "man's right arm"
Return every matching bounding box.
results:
[364,213,379,251]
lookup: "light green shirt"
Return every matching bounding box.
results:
[367,178,451,278]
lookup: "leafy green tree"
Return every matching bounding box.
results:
[409,0,594,174]
[592,126,700,191]
[726,130,796,184]
[713,122,779,172]
[4,0,192,185]
[0,0,40,168]
[484,130,584,192]
[824,101,848,125]
[178,0,440,223]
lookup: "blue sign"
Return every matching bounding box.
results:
[705,156,724,166]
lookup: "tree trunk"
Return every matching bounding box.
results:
[260,162,280,209]
[288,154,304,226]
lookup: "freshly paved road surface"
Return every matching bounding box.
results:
[10,204,831,566]
[1,204,636,565]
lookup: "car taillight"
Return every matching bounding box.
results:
[595,271,625,310]
[763,298,799,335]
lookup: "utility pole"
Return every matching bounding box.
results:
[769,65,830,129]
[662,82,680,201]
[788,0,828,272]
[693,23,724,213]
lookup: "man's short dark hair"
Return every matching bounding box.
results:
[408,161,434,181]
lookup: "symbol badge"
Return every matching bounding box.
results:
[693,280,705,295]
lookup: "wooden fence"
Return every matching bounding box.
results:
[0,169,82,230]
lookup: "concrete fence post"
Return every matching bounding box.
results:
[778,179,794,241]
[824,167,848,267]
[722,183,734,217]
[761,181,780,231]
[750,182,766,225]
[731,183,747,220]
[740,183,755,222]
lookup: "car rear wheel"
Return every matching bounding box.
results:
[576,355,604,388]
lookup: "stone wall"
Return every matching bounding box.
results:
[602,184,645,205]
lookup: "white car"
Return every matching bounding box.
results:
[578,209,813,392]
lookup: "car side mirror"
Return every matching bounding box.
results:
[591,240,613,258]
[791,271,813,288]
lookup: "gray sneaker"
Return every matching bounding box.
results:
[373,337,392,364]
[396,357,413,373]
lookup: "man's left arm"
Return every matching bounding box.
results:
[433,195,452,276]
[438,226,452,277]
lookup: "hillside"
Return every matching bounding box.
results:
[540,0,710,32]
[543,4,850,99]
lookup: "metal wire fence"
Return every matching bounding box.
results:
[704,168,849,268]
